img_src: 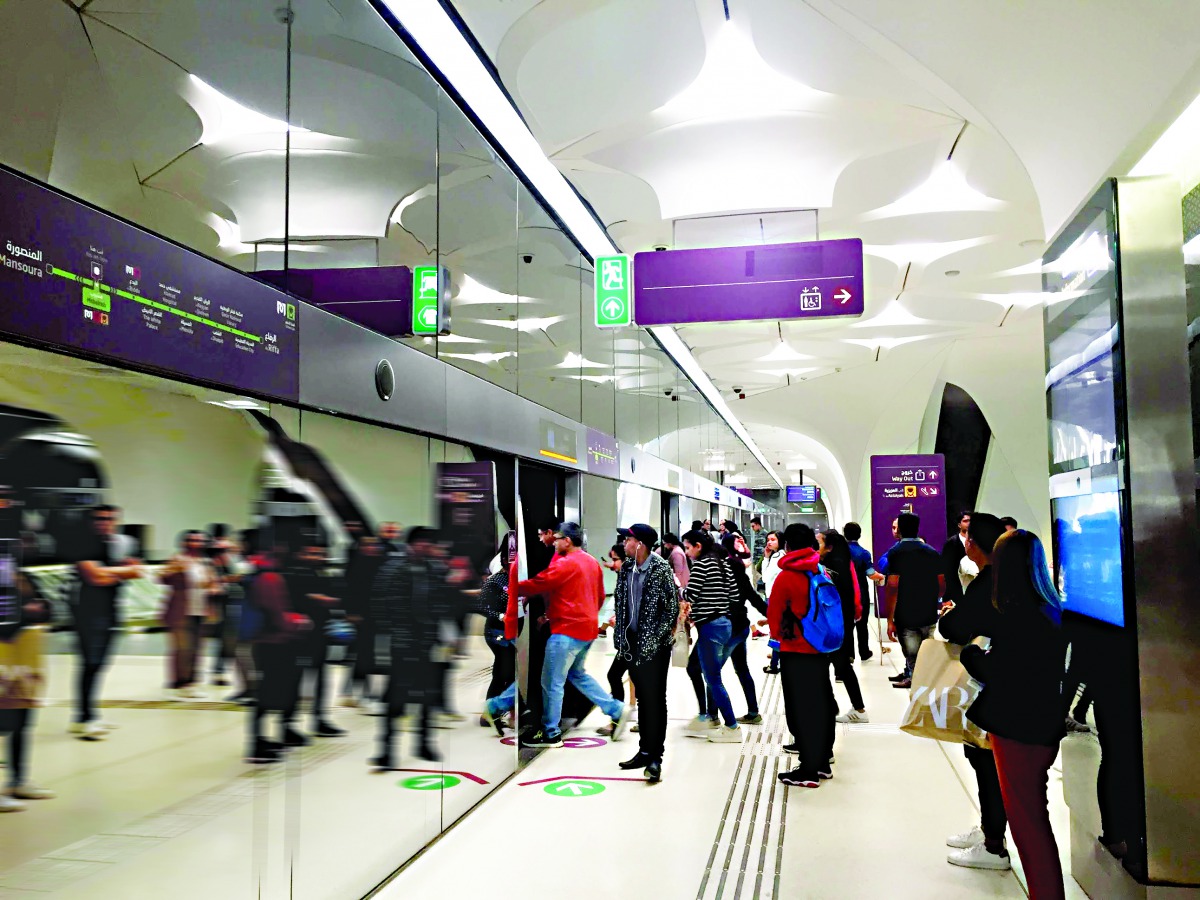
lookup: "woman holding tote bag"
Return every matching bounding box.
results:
[960,530,1067,900]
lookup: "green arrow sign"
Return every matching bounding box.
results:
[400,774,461,791]
[412,266,442,335]
[543,779,606,797]
[594,255,631,328]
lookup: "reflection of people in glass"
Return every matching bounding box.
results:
[71,505,144,741]
[476,532,516,729]
[341,532,386,710]
[960,530,1067,900]
[159,530,219,699]
[0,569,55,810]
[371,527,457,766]
[245,533,311,765]
[208,528,253,702]
[284,542,345,741]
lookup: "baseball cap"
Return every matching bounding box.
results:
[553,522,583,544]
[617,523,658,547]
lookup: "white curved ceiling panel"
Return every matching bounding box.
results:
[511,0,706,146]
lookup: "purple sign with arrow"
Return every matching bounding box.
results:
[632,238,864,326]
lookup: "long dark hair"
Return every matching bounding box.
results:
[682,529,716,556]
[992,529,1062,625]
[819,529,852,581]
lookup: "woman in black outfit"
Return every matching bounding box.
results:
[819,530,868,723]
[960,530,1067,900]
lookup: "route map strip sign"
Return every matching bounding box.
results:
[632,238,864,326]
[594,255,632,327]
[0,165,299,400]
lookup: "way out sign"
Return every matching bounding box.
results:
[595,255,632,328]
[411,265,451,336]
[543,779,606,797]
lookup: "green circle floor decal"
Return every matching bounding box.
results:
[400,774,461,791]
[543,780,606,797]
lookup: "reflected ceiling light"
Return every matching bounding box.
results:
[1184,233,1200,264]
[863,238,987,267]
[477,315,567,332]
[1046,230,1112,278]
[440,351,517,364]
[189,75,309,145]
[571,374,618,384]
[206,398,267,410]
[865,161,1006,219]
[558,351,611,369]
[657,20,830,122]
[1130,89,1200,194]
[384,0,784,490]
[205,214,255,255]
[725,471,750,486]
[455,274,521,307]
[430,333,485,344]
[993,259,1045,278]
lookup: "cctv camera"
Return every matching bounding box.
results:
[654,245,668,252]
[664,389,673,396]
[522,254,533,264]
[732,386,743,393]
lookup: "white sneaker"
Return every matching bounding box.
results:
[67,722,87,735]
[947,843,1011,870]
[0,795,26,813]
[708,725,743,744]
[93,720,119,731]
[78,722,108,741]
[835,709,870,724]
[8,784,55,801]
[684,716,719,737]
[611,704,633,741]
[946,825,985,849]
[181,686,206,699]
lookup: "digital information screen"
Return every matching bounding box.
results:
[786,485,820,503]
[1044,182,1126,626]
[0,166,299,400]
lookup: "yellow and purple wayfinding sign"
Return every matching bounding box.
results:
[631,238,864,326]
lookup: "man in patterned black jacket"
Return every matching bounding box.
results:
[612,523,679,784]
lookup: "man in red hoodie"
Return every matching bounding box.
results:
[768,523,835,788]
[513,522,631,748]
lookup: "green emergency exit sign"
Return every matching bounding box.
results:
[413,266,441,335]
[595,255,632,328]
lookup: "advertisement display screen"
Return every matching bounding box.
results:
[1043,181,1127,626]
[0,166,299,400]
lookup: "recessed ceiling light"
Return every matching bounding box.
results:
[944,270,961,277]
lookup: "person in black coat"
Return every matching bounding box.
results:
[941,511,972,605]
[959,530,1067,900]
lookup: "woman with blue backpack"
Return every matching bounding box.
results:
[768,523,844,788]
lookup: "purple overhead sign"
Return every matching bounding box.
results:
[869,453,946,559]
[632,238,864,326]
[256,266,413,337]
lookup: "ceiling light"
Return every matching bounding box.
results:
[865,161,1006,218]
[384,0,783,491]
[863,238,987,267]
[725,471,750,486]
[189,75,309,145]
[944,270,961,277]
[455,275,521,307]
[571,374,619,384]
[657,20,830,122]
[844,336,932,350]
[1130,89,1200,194]
[761,342,813,362]
[755,367,817,377]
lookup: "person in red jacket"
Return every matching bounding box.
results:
[768,523,836,788]
[512,522,631,748]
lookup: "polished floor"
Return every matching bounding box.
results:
[0,627,1092,899]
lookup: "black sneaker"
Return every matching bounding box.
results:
[283,728,310,748]
[817,768,834,780]
[738,713,763,725]
[888,673,907,682]
[778,770,819,788]
[313,721,346,738]
[645,760,662,783]
[246,741,281,764]
[763,666,779,675]
[369,755,395,771]
[619,751,653,770]
[417,743,442,763]
[782,742,800,754]
[860,651,874,662]
[520,729,563,749]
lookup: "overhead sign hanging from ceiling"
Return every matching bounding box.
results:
[594,255,632,328]
[631,238,864,326]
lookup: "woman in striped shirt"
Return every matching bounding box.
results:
[682,530,742,744]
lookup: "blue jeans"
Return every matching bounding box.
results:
[696,617,738,727]
[542,634,623,735]
[487,681,517,716]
